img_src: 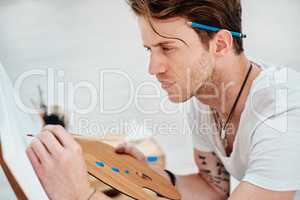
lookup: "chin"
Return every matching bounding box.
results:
[167,93,192,103]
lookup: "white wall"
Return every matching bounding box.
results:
[0,1,299,199]
[243,0,300,68]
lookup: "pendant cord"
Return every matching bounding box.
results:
[221,64,253,137]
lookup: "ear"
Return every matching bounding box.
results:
[211,30,233,56]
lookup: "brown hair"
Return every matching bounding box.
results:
[127,0,244,54]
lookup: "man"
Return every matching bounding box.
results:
[26,0,300,199]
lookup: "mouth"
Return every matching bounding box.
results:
[160,81,176,90]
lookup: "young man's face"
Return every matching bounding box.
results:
[138,16,215,103]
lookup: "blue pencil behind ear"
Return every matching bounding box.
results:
[188,21,247,38]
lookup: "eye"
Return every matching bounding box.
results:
[161,46,174,53]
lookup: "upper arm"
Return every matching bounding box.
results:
[229,181,295,200]
[194,148,230,198]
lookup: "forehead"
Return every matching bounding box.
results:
[137,16,199,46]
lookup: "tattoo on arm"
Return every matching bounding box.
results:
[194,151,230,197]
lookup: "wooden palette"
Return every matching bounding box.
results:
[74,136,181,200]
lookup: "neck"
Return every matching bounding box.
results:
[195,53,261,122]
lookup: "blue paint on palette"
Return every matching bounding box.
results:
[96,161,105,167]
[147,156,158,162]
[111,167,120,173]
[124,169,129,174]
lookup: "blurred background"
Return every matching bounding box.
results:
[0,0,299,199]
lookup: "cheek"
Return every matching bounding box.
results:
[190,55,215,89]
[167,51,214,90]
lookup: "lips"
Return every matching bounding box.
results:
[160,81,176,89]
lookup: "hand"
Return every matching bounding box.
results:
[115,142,172,184]
[26,125,94,200]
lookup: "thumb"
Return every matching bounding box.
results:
[115,142,128,153]
[115,142,146,162]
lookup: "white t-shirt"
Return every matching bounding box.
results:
[187,63,300,199]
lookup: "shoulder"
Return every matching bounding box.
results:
[248,65,300,146]
[247,66,300,123]
[236,62,300,192]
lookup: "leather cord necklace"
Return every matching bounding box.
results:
[213,64,253,149]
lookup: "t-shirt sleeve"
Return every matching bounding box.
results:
[243,109,300,191]
[186,98,214,152]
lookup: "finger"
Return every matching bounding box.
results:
[37,130,64,156]
[26,147,46,187]
[115,142,128,153]
[43,125,75,148]
[30,138,51,164]
[26,146,43,176]
[26,146,41,165]
[127,146,146,162]
[116,143,146,162]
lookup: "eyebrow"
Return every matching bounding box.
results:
[143,41,176,49]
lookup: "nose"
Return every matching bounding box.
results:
[148,53,167,75]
